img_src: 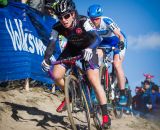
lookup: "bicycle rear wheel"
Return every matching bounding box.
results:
[65,75,91,130]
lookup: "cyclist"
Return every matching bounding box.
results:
[41,0,111,128]
[87,4,128,105]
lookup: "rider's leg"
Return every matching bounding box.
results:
[52,64,67,112]
[52,46,71,90]
[113,50,127,105]
[87,69,107,105]
[97,49,104,66]
[87,69,111,127]
[113,54,125,90]
[52,64,66,90]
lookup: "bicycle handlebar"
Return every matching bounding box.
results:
[98,46,119,51]
[48,55,82,80]
[98,46,121,61]
[51,55,82,66]
[50,54,95,70]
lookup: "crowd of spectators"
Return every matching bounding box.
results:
[132,74,160,113]
[1,0,57,17]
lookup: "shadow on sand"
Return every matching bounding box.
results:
[2,101,71,130]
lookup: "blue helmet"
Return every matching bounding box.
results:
[87,4,103,18]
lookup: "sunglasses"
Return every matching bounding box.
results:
[91,17,100,21]
[58,13,71,20]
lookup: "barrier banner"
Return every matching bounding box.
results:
[0,2,58,84]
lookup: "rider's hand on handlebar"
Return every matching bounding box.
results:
[118,41,125,50]
[83,48,93,62]
[41,60,51,72]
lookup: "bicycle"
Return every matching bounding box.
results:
[98,46,123,119]
[49,55,92,130]
[49,54,112,130]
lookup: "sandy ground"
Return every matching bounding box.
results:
[0,87,159,130]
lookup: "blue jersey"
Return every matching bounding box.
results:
[96,16,127,48]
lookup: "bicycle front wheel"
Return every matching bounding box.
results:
[65,75,91,130]
[93,104,103,130]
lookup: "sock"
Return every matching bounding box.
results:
[100,104,108,116]
[120,89,125,96]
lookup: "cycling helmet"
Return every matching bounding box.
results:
[52,0,76,16]
[87,4,103,18]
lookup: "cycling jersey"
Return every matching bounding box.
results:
[96,16,127,54]
[44,15,101,69]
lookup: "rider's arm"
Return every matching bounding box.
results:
[83,18,101,49]
[44,29,59,64]
[103,17,124,42]
[87,30,101,49]
[112,28,124,42]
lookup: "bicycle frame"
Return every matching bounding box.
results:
[99,47,114,88]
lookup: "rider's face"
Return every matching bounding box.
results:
[90,17,101,27]
[58,12,75,29]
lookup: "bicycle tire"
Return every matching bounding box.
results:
[65,75,91,130]
[93,104,102,130]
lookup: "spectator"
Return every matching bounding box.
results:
[144,73,154,82]
[135,86,143,94]
[132,86,143,110]
[0,0,8,7]
[157,87,160,104]
[150,85,159,110]
[142,73,155,89]
[44,0,58,20]
[23,0,45,13]
[141,80,152,112]
[142,80,151,95]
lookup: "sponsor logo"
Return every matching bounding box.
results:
[5,18,46,56]
[76,28,82,35]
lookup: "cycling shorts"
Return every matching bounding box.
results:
[57,46,99,70]
[99,36,127,56]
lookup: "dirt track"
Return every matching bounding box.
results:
[0,87,159,130]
